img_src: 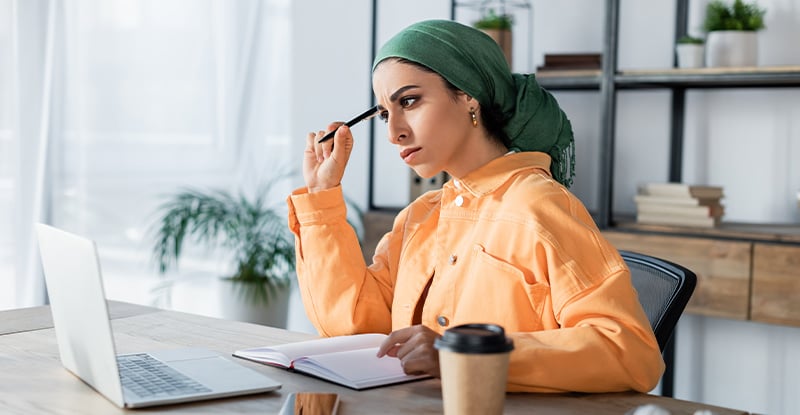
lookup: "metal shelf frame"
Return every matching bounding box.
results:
[365,0,800,398]
[451,0,535,72]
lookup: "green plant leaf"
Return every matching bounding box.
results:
[149,181,295,307]
[677,35,704,44]
[147,174,364,308]
[473,9,513,30]
[704,0,765,32]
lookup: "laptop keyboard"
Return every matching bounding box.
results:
[117,353,211,399]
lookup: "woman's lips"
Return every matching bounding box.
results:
[400,147,422,163]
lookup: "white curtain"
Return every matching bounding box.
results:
[0,0,291,310]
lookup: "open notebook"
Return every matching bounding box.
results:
[35,223,282,408]
[234,333,430,390]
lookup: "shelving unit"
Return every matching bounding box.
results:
[505,0,800,398]
[364,0,800,400]
[536,0,800,230]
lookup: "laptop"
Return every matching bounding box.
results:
[35,223,282,408]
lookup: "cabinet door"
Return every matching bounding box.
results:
[602,232,751,320]
[752,243,800,327]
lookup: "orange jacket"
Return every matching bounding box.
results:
[288,152,664,393]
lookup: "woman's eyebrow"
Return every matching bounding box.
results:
[376,85,420,111]
[389,85,419,102]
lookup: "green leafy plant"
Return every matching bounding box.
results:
[150,180,296,307]
[473,9,513,30]
[704,0,766,32]
[150,178,365,307]
[677,35,705,45]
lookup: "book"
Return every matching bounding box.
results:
[636,212,719,228]
[232,333,430,390]
[635,201,725,218]
[639,182,724,199]
[542,53,602,68]
[634,194,722,207]
[537,53,602,73]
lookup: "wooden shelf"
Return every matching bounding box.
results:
[603,223,800,327]
[611,218,800,245]
[538,66,800,91]
[617,65,800,89]
[536,70,601,90]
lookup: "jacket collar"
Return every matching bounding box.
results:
[447,151,553,197]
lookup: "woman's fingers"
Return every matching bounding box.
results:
[331,124,354,162]
[376,325,442,377]
[303,121,354,192]
[377,327,413,358]
[398,345,439,377]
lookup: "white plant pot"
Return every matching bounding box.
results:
[675,44,705,68]
[705,31,758,67]
[217,279,290,328]
[168,276,290,328]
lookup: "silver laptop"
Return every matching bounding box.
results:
[35,223,282,408]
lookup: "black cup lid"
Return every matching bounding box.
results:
[434,323,514,354]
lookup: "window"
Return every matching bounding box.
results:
[0,0,291,310]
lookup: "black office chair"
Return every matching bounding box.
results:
[619,250,697,398]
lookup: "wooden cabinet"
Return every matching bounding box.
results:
[603,231,751,320]
[604,230,800,327]
[752,243,800,326]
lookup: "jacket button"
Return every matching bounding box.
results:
[454,195,464,207]
[437,315,449,327]
[448,254,457,265]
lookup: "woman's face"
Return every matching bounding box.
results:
[372,60,484,179]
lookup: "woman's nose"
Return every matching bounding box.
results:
[386,116,408,144]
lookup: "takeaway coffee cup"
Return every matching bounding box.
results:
[434,323,514,415]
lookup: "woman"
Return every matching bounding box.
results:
[287,19,664,393]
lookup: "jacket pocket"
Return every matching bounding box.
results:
[453,245,551,332]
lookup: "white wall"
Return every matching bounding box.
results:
[289,1,800,414]
[289,0,373,207]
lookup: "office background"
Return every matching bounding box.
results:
[1,0,798,414]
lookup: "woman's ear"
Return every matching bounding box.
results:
[461,94,475,108]
[462,94,478,113]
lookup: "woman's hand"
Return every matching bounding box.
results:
[303,123,354,193]
[376,325,441,377]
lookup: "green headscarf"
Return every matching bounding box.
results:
[373,19,575,187]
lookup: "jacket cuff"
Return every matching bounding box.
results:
[287,185,347,226]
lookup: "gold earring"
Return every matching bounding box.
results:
[470,108,478,127]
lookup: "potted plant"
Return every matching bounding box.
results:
[473,9,514,67]
[703,0,766,67]
[675,35,705,69]
[149,178,365,328]
[149,180,296,327]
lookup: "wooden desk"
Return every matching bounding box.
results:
[0,301,748,414]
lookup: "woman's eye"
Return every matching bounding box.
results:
[378,111,389,123]
[399,96,417,108]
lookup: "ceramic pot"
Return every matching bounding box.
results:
[705,31,758,67]
[169,276,290,328]
[217,278,290,327]
[676,44,705,68]
[481,29,512,67]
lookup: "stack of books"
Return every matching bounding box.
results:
[536,53,602,76]
[634,183,725,228]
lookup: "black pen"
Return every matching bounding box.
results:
[316,105,380,143]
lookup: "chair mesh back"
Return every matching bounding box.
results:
[627,263,678,331]
[620,251,697,352]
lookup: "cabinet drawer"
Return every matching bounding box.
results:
[752,243,800,326]
[603,231,751,320]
